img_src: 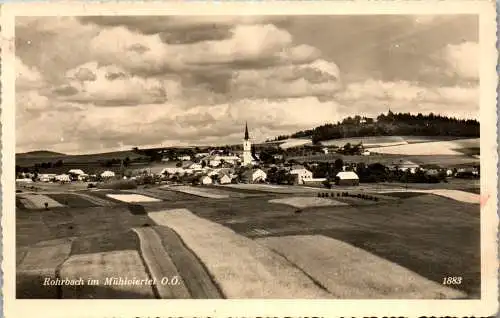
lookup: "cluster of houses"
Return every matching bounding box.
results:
[16,169,118,184]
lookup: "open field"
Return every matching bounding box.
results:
[60,250,156,299]
[132,227,191,298]
[16,182,480,298]
[165,185,230,199]
[18,193,66,209]
[321,136,408,148]
[269,196,348,208]
[369,138,479,155]
[149,209,331,298]
[221,183,318,194]
[258,235,466,298]
[319,136,477,149]
[106,193,162,203]
[278,138,313,149]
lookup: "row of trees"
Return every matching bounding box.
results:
[274,111,479,144]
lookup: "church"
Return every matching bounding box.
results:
[242,122,258,166]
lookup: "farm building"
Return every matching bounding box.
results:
[55,174,71,182]
[290,168,313,184]
[243,168,267,183]
[68,169,85,175]
[303,178,327,186]
[100,170,115,178]
[39,173,56,182]
[178,155,192,161]
[335,171,360,186]
[200,175,212,185]
[219,174,232,184]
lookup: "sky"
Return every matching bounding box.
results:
[15,15,479,154]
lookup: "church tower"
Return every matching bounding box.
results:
[242,122,252,166]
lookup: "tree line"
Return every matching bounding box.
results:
[270,112,479,144]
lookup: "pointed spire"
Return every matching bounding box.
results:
[244,121,249,140]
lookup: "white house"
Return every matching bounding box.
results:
[243,168,267,183]
[219,174,232,184]
[100,170,115,178]
[178,155,192,161]
[290,168,313,184]
[362,150,371,156]
[39,173,56,182]
[55,174,71,182]
[200,175,212,185]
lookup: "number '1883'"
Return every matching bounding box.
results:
[442,276,462,285]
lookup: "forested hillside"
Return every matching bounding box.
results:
[269,112,479,144]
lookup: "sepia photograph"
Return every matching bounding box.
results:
[2,1,498,317]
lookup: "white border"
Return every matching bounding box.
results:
[2,1,498,317]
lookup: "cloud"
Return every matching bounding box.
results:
[442,41,479,80]
[80,16,287,34]
[53,62,169,106]
[229,59,341,99]
[337,79,479,119]
[16,57,44,90]
[16,17,100,82]
[88,23,319,77]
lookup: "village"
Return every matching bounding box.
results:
[16,122,479,191]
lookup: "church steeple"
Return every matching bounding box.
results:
[244,121,249,140]
[242,122,252,166]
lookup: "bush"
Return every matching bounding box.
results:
[97,179,138,190]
